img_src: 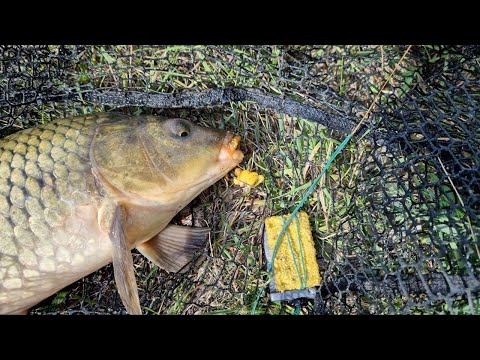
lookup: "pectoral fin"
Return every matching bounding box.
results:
[107,204,142,315]
[137,225,209,273]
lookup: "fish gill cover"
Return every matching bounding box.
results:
[0,45,479,314]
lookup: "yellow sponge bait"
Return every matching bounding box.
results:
[264,211,321,292]
[233,168,264,187]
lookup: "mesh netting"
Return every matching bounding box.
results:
[1,45,479,314]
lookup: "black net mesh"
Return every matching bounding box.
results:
[1,45,479,314]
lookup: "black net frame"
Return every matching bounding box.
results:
[1,45,479,314]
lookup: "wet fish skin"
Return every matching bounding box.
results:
[0,114,105,314]
[0,113,244,314]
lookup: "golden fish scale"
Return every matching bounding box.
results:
[0,114,112,295]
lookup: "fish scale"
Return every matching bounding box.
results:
[0,114,113,312]
[0,112,244,314]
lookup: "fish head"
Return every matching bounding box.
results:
[92,116,244,205]
[139,117,245,199]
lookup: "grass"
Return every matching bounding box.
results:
[2,45,479,315]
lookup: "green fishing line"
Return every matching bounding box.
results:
[251,132,354,314]
[282,214,306,289]
[295,214,307,288]
[268,133,354,273]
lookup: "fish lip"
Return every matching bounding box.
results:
[223,132,240,150]
[220,132,244,163]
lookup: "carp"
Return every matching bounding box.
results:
[0,113,244,314]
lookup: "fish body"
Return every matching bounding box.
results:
[0,113,243,314]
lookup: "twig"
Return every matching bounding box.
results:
[437,156,480,258]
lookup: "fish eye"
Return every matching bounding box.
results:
[177,128,190,138]
[167,119,192,139]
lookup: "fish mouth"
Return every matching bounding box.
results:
[219,132,244,164]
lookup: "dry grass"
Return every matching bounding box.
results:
[9,45,477,315]
[25,46,389,315]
